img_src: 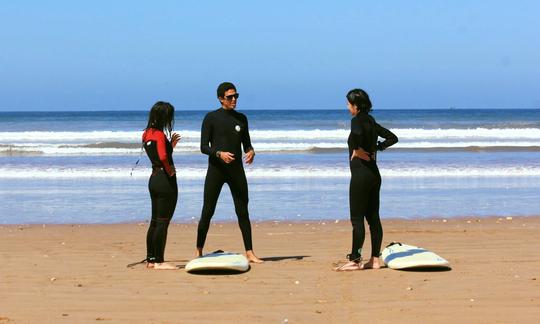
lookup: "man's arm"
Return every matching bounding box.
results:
[241,114,255,164]
[200,114,217,156]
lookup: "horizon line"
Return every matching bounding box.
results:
[1,107,539,113]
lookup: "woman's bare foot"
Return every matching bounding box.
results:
[334,261,361,272]
[153,262,177,270]
[146,262,155,269]
[360,257,381,270]
[246,250,264,263]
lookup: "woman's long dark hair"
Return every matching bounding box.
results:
[346,89,372,113]
[145,101,175,137]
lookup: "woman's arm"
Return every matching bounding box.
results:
[156,131,175,176]
[375,123,398,151]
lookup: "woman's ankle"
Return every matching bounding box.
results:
[347,254,361,263]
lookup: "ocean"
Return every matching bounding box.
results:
[1,109,539,224]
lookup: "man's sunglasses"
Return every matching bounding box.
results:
[224,93,240,101]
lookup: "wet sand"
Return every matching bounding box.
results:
[1,216,539,323]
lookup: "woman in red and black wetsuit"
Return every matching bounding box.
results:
[142,101,181,270]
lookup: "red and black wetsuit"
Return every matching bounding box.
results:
[197,108,254,251]
[347,112,398,262]
[142,128,178,263]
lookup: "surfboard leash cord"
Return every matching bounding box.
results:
[126,258,148,268]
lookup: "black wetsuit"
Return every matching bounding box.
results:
[143,128,178,263]
[197,108,254,250]
[347,112,398,262]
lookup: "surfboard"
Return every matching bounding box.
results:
[381,242,450,270]
[185,251,250,273]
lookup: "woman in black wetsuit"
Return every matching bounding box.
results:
[142,101,181,270]
[336,89,398,271]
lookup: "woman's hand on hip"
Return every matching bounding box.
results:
[351,148,371,161]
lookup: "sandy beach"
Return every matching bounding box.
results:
[1,216,539,323]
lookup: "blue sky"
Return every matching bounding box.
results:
[1,1,539,111]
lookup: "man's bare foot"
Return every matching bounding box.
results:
[334,261,361,271]
[246,250,264,263]
[360,257,381,270]
[196,248,203,257]
[146,262,155,269]
[153,262,177,270]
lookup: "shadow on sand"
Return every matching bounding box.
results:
[186,268,250,275]
[260,255,310,262]
[397,266,452,272]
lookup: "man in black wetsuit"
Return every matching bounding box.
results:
[196,82,263,263]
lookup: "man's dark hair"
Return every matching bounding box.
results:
[217,82,237,98]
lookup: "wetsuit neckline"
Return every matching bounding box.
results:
[219,107,236,113]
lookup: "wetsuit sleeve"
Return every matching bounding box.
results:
[241,114,254,153]
[200,114,217,157]
[156,131,174,175]
[375,123,398,151]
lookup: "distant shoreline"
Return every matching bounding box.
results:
[1,107,540,113]
[2,215,538,226]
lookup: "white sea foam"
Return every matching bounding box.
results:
[2,140,540,155]
[0,131,141,143]
[391,128,540,140]
[2,128,539,155]
[1,166,539,179]
[1,128,540,143]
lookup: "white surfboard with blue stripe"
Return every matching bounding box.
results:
[185,251,250,273]
[381,242,450,269]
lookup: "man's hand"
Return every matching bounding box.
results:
[219,151,235,164]
[350,148,371,161]
[244,149,255,165]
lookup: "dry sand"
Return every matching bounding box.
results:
[1,217,539,323]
